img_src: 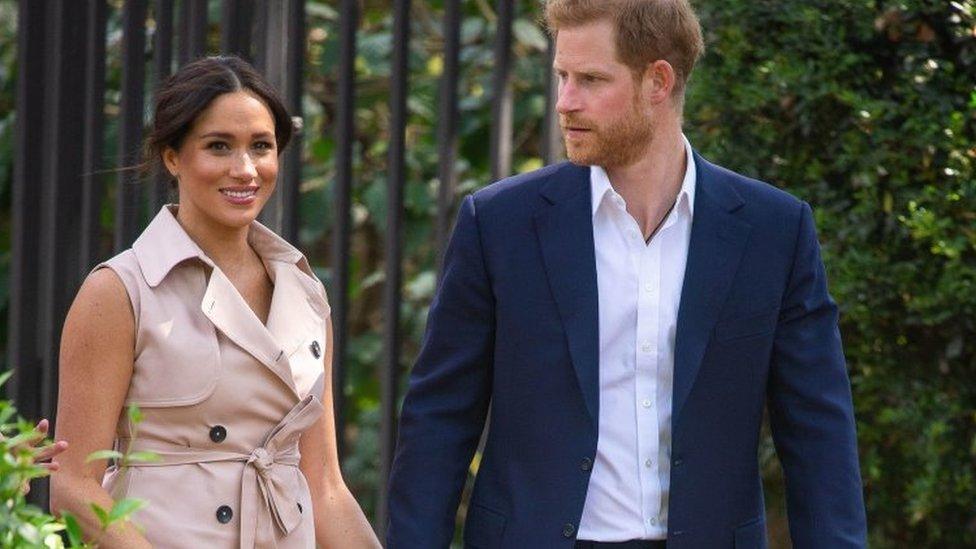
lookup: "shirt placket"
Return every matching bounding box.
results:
[635,229,663,536]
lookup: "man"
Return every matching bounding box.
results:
[387,0,867,547]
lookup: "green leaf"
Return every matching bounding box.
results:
[85,449,124,463]
[108,498,148,523]
[62,513,85,547]
[127,404,144,425]
[0,369,12,388]
[124,451,162,464]
[89,503,110,529]
[513,19,548,51]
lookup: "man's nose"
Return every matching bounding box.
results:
[556,81,581,114]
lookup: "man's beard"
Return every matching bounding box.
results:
[561,104,653,169]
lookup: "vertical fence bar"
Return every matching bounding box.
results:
[280,0,304,243]
[489,0,515,182]
[115,0,148,251]
[434,0,461,279]
[8,0,47,417]
[179,0,208,66]
[250,0,269,73]
[80,0,107,272]
[378,0,411,536]
[150,0,175,212]
[255,0,302,240]
[221,0,253,60]
[542,35,563,165]
[331,0,359,459]
[33,0,90,506]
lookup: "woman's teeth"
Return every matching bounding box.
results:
[221,189,257,198]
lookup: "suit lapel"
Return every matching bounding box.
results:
[673,154,752,422]
[533,164,601,428]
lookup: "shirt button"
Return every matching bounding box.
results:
[645,458,653,468]
[215,505,233,524]
[644,283,653,293]
[648,517,658,526]
[642,399,652,408]
[209,425,227,443]
[310,340,322,359]
[642,343,652,353]
[629,229,641,239]
[562,523,576,538]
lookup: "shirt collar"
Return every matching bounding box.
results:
[590,134,697,218]
[132,204,307,288]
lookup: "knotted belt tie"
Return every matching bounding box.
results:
[120,394,325,549]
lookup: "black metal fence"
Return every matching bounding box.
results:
[7,0,559,533]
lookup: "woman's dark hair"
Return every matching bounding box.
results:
[145,55,293,176]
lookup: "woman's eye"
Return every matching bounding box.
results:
[207,141,230,151]
[253,141,274,151]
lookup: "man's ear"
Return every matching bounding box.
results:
[641,59,676,105]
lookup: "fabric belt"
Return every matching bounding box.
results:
[575,540,667,549]
[119,394,324,549]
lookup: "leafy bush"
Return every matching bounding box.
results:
[685,1,976,546]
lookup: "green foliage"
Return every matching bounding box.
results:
[1,374,156,548]
[300,0,551,526]
[686,0,976,546]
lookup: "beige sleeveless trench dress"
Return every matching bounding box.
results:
[96,205,329,548]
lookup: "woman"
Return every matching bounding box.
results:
[51,56,380,548]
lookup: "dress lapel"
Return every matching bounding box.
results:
[533,163,601,429]
[672,154,752,422]
[201,266,301,399]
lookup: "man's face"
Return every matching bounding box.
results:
[554,19,653,168]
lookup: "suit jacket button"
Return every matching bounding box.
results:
[580,457,592,471]
[209,425,227,443]
[216,505,233,524]
[310,340,321,358]
[562,523,576,538]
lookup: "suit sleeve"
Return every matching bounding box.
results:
[768,201,867,548]
[386,195,495,548]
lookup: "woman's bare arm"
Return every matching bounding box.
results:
[299,319,381,549]
[50,268,151,548]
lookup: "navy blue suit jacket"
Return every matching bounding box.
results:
[387,154,867,548]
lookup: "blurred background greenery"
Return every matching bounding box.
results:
[0,0,973,546]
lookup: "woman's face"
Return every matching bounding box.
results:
[163,90,278,231]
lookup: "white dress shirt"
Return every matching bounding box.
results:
[577,136,697,541]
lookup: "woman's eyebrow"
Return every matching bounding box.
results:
[198,131,274,139]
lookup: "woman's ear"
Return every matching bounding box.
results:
[162,147,179,178]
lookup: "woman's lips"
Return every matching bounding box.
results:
[219,186,259,205]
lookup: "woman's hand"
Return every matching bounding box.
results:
[10,418,69,495]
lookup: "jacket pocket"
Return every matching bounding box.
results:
[733,517,767,549]
[714,306,778,342]
[463,503,507,548]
